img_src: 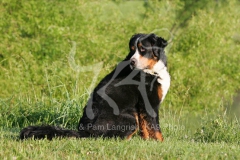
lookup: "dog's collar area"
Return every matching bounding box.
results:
[129,66,161,80]
[142,69,163,81]
[129,62,165,80]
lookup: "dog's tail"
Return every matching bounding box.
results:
[19,125,81,140]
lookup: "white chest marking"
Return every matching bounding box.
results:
[143,60,170,102]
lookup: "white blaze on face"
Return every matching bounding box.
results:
[130,49,145,70]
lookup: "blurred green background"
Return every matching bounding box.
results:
[0,0,240,141]
[1,1,240,159]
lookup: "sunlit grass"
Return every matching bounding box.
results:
[0,0,240,159]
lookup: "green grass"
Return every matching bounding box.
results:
[1,134,240,159]
[1,0,240,159]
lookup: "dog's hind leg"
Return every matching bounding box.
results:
[126,113,139,140]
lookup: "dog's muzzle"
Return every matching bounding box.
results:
[130,58,136,66]
[130,58,137,69]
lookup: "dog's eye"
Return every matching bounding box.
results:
[140,47,146,52]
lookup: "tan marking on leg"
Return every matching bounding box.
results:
[126,113,139,140]
[139,114,149,139]
[155,131,164,141]
[147,128,163,141]
[139,114,164,141]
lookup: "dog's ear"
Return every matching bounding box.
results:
[157,36,168,48]
[146,33,167,48]
[156,36,168,66]
[150,35,167,66]
[147,33,157,45]
[129,33,144,51]
[150,34,167,53]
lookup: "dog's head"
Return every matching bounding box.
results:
[127,33,168,73]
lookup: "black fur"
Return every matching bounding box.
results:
[19,33,168,140]
[20,126,80,140]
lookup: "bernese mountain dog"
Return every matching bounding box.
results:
[20,33,170,141]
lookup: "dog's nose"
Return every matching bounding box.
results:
[130,58,136,66]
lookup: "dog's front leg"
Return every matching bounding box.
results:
[138,113,163,141]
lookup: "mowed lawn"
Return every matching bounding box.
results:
[0,0,240,159]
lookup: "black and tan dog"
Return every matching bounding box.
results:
[20,33,170,141]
